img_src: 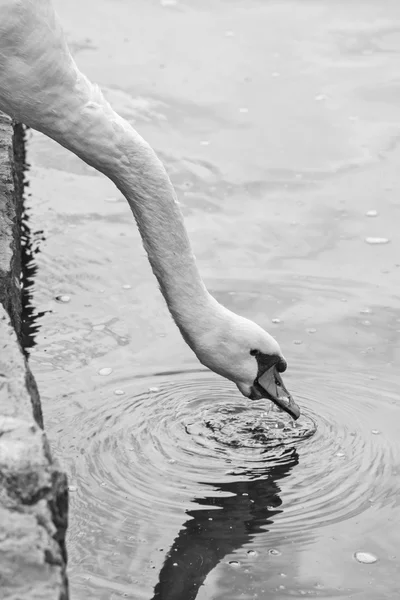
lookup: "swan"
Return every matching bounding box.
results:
[0,0,300,419]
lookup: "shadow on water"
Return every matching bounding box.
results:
[20,202,48,353]
[152,446,299,600]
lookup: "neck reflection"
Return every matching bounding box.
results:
[152,446,299,600]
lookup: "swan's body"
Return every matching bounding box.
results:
[0,0,299,418]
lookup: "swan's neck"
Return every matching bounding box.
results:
[46,83,216,345]
[93,111,215,343]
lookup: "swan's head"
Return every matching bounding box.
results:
[195,311,300,420]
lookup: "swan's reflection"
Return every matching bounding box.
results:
[151,446,299,600]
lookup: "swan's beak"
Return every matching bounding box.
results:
[254,367,300,420]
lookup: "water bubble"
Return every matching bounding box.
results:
[247,550,257,557]
[98,367,113,376]
[365,237,390,245]
[335,452,346,458]
[293,340,303,345]
[366,210,378,217]
[239,107,249,113]
[228,560,240,567]
[55,295,71,303]
[306,328,317,334]
[362,320,371,326]
[371,430,380,435]
[354,552,378,564]
[122,284,132,289]
[360,308,372,314]
[269,549,281,556]
[114,389,125,396]
[105,196,118,203]
[272,318,281,323]
[200,140,210,146]
[149,387,160,393]
[68,486,77,492]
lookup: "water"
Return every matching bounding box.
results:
[24,0,400,598]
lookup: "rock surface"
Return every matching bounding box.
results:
[0,112,69,599]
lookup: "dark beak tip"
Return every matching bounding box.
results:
[273,395,301,421]
[291,404,301,421]
[286,396,301,420]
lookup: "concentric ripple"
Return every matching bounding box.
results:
[57,368,400,558]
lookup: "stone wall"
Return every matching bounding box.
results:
[0,112,69,599]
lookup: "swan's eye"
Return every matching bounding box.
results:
[275,378,282,387]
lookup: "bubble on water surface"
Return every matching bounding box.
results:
[55,295,71,303]
[98,367,113,376]
[366,210,378,217]
[272,318,281,323]
[269,548,281,556]
[228,561,240,567]
[365,237,390,245]
[354,552,378,564]
[114,389,125,396]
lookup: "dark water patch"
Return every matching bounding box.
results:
[151,446,299,600]
[20,203,49,352]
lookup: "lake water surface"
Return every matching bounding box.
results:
[25,0,400,598]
